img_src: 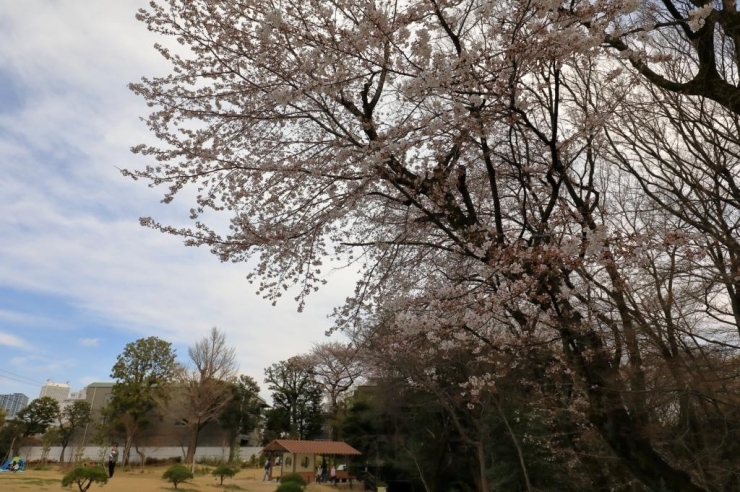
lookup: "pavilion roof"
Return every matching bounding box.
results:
[262,439,361,456]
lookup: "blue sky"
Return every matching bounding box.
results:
[0,1,354,400]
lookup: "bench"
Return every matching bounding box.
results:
[333,470,358,487]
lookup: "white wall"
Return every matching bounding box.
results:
[19,446,264,464]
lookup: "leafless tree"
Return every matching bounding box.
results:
[161,327,238,467]
[294,342,364,439]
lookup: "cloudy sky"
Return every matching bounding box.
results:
[0,1,354,401]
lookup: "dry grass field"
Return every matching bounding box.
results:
[0,465,352,492]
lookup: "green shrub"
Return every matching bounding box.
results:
[61,466,108,492]
[212,465,239,485]
[162,464,194,489]
[280,473,308,487]
[276,481,305,492]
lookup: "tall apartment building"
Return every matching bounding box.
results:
[39,380,70,405]
[0,392,29,418]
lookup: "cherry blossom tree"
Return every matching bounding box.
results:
[293,342,363,439]
[127,1,740,490]
[597,0,740,114]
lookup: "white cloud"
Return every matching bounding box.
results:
[79,338,100,347]
[0,1,359,393]
[0,331,28,349]
[8,355,76,374]
[0,309,59,327]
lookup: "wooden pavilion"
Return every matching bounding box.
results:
[261,439,362,483]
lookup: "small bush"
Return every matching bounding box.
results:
[162,464,194,489]
[276,481,305,492]
[280,473,307,487]
[61,466,108,492]
[213,465,239,485]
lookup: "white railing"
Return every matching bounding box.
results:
[18,446,264,464]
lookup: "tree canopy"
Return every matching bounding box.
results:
[58,400,92,463]
[17,396,59,437]
[264,360,324,441]
[219,374,264,461]
[106,336,177,464]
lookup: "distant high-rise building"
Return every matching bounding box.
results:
[39,380,70,404]
[0,393,29,418]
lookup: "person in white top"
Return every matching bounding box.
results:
[107,444,119,478]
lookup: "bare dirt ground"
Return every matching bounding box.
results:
[0,465,356,492]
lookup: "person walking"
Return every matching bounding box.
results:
[263,458,272,481]
[107,444,119,478]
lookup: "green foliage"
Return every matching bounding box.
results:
[61,466,108,492]
[276,480,305,492]
[162,464,194,489]
[0,419,23,458]
[17,396,60,436]
[212,465,239,485]
[58,401,92,462]
[42,427,60,447]
[109,336,178,418]
[219,374,264,461]
[340,398,382,459]
[105,337,178,459]
[279,473,308,487]
[0,407,5,431]
[111,336,178,385]
[264,360,324,440]
[40,428,60,465]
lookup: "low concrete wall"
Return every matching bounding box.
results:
[19,445,264,464]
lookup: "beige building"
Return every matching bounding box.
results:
[81,382,261,450]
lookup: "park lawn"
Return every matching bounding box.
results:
[0,465,282,492]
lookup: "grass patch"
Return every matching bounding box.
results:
[1,477,58,486]
[222,484,246,490]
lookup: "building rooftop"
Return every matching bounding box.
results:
[86,382,115,388]
[262,440,361,456]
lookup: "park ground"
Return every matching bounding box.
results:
[0,465,356,492]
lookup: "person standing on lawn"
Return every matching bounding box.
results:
[107,444,119,478]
